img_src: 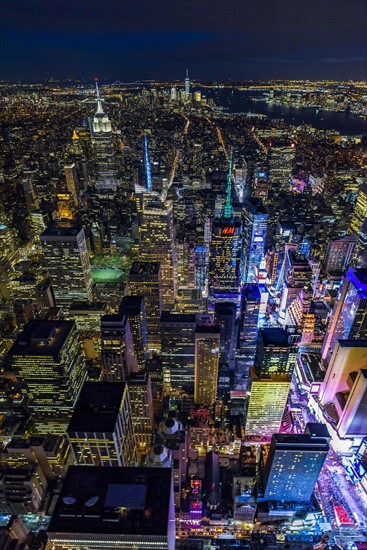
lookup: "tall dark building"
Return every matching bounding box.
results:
[47,466,175,549]
[255,328,297,377]
[214,302,237,365]
[263,430,329,502]
[101,306,137,381]
[160,311,196,395]
[240,284,261,358]
[267,141,295,192]
[128,261,163,352]
[67,382,136,467]
[119,295,147,371]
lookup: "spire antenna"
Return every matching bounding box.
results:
[94,77,104,114]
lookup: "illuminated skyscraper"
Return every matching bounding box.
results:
[67,382,136,467]
[267,141,296,192]
[255,328,297,377]
[323,235,356,273]
[279,250,313,326]
[337,369,367,438]
[7,320,86,434]
[240,284,261,358]
[160,311,196,395]
[319,340,367,405]
[245,373,290,436]
[128,261,162,351]
[184,68,190,100]
[350,183,367,236]
[139,195,177,310]
[101,306,137,381]
[209,152,242,301]
[40,226,92,306]
[119,295,147,371]
[241,197,268,284]
[127,370,154,459]
[92,80,118,192]
[263,431,329,502]
[64,163,79,207]
[194,324,220,405]
[321,267,367,364]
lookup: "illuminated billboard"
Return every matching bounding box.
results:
[222,226,235,235]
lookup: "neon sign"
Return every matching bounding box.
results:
[222,226,235,235]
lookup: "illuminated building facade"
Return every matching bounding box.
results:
[119,295,147,371]
[267,141,295,192]
[67,382,136,467]
[323,234,356,273]
[319,340,367,405]
[101,304,137,381]
[139,195,177,310]
[241,198,268,284]
[240,284,261,358]
[255,328,297,377]
[64,163,79,206]
[40,226,93,306]
[46,466,175,550]
[321,267,367,364]
[194,324,220,405]
[160,311,196,395]
[209,220,242,298]
[92,81,118,192]
[245,374,290,436]
[7,320,86,434]
[337,369,367,438]
[128,261,162,351]
[127,370,154,459]
[263,432,329,502]
[350,183,367,236]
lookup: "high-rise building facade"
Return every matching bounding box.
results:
[64,163,79,206]
[7,320,86,433]
[92,82,118,192]
[337,369,367,438]
[209,219,242,299]
[160,311,196,395]
[119,295,147,370]
[241,198,268,284]
[139,195,177,310]
[267,141,295,192]
[67,382,136,467]
[263,432,329,502]
[128,261,162,351]
[40,226,93,306]
[321,268,367,364]
[323,235,356,273]
[245,374,290,436]
[101,306,137,381]
[194,324,220,405]
[255,328,296,377]
[350,183,367,236]
[240,284,261,358]
[127,371,154,459]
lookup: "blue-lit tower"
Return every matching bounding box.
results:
[143,134,152,192]
[184,68,190,99]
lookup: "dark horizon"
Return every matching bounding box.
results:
[0,0,366,82]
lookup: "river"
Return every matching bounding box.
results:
[198,88,366,136]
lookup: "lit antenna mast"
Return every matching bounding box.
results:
[144,134,152,192]
[94,77,104,114]
[223,148,233,219]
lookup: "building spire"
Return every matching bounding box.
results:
[223,149,233,219]
[144,134,153,192]
[94,78,104,115]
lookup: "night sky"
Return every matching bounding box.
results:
[0,0,366,81]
